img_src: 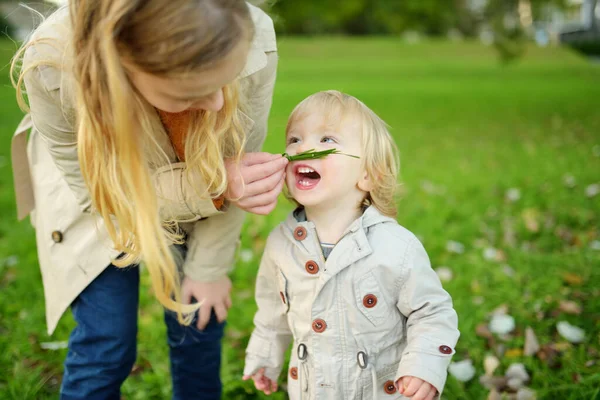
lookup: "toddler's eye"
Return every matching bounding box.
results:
[287,136,300,145]
[321,136,336,144]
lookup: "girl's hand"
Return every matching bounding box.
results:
[243,368,278,395]
[396,376,437,400]
[181,276,232,330]
[225,152,288,215]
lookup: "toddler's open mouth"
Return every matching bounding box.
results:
[294,164,321,189]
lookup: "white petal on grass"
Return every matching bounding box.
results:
[483,247,498,261]
[593,145,600,158]
[557,321,585,343]
[516,388,537,400]
[4,255,18,267]
[506,188,521,202]
[585,183,600,198]
[489,314,515,335]
[524,326,540,356]
[40,341,69,350]
[239,249,253,263]
[448,359,476,382]
[484,354,500,376]
[590,240,600,251]
[562,174,576,188]
[435,267,453,282]
[507,377,526,390]
[472,296,485,305]
[502,264,515,277]
[446,240,465,254]
[506,363,530,382]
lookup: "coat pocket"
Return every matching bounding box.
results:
[277,269,290,313]
[360,364,406,400]
[354,271,392,326]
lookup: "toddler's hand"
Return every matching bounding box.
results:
[396,376,437,400]
[243,368,278,395]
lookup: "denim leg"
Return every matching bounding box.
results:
[60,264,139,400]
[164,308,225,400]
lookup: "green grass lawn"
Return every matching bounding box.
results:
[1,38,599,399]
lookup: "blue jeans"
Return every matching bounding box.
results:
[60,263,225,400]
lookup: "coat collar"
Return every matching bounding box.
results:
[281,205,396,279]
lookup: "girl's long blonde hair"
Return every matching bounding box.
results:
[286,90,400,218]
[11,0,253,322]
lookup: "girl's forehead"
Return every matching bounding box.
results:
[288,109,357,136]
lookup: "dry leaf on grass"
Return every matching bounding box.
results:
[562,273,583,286]
[524,327,540,356]
[558,300,582,315]
[484,354,500,376]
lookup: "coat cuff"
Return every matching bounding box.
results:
[153,163,224,222]
[395,339,456,395]
[243,334,286,382]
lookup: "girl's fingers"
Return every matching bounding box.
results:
[239,174,285,209]
[243,157,288,184]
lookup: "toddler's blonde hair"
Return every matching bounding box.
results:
[286,90,400,218]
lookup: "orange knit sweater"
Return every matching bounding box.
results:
[157,109,224,210]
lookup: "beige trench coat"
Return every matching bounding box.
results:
[11,4,278,334]
[244,207,460,400]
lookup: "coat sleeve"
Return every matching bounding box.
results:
[180,50,278,281]
[394,236,460,395]
[243,232,293,381]
[22,45,221,220]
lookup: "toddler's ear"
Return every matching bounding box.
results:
[357,171,374,192]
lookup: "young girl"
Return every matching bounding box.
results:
[11,1,286,399]
[243,91,459,400]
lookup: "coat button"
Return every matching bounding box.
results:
[363,294,378,308]
[439,345,453,354]
[384,380,396,394]
[279,291,286,304]
[51,231,63,243]
[293,226,307,241]
[289,367,298,380]
[305,260,319,275]
[312,318,327,333]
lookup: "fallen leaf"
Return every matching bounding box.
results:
[471,280,482,294]
[479,375,508,391]
[502,264,516,278]
[506,363,530,382]
[585,360,596,368]
[552,342,572,352]
[476,323,494,339]
[585,183,600,198]
[506,188,521,202]
[490,304,509,316]
[435,266,453,282]
[562,273,583,286]
[487,389,502,400]
[40,341,68,351]
[536,345,561,369]
[238,249,253,263]
[507,377,526,390]
[516,388,537,400]
[524,327,540,356]
[557,321,585,343]
[522,209,540,233]
[484,354,500,376]
[446,240,465,254]
[130,358,152,376]
[505,348,523,358]
[558,300,582,315]
[490,314,515,335]
[448,359,476,382]
[562,174,576,188]
[483,247,498,261]
[472,296,485,305]
[572,373,581,383]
